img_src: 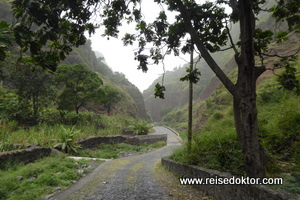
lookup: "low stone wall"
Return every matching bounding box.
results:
[77,134,167,149]
[0,134,167,167]
[0,146,52,169]
[127,134,167,145]
[161,158,300,200]
[77,136,127,149]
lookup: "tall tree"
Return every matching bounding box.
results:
[96,85,122,115]
[10,0,299,178]
[179,42,201,152]
[55,64,103,114]
[1,54,56,124]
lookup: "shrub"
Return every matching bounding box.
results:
[38,108,61,125]
[128,119,152,135]
[54,126,81,154]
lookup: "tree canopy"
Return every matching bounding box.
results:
[96,85,122,115]
[0,53,56,124]
[55,64,103,114]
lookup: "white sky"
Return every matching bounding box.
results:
[89,0,221,92]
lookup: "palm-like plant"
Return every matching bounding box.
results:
[54,125,81,154]
[128,120,152,135]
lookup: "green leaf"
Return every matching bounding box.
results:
[154,83,166,99]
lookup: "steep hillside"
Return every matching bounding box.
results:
[143,38,235,122]
[0,0,150,120]
[63,41,150,119]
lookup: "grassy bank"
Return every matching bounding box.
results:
[165,64,300,194]
[0,154,98,200]
[0,113,133,149]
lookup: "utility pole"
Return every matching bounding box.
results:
[187,42,194,152]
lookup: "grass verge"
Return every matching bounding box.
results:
[0,154,102,200]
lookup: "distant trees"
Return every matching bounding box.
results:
[55,64,103,114]
[97,85,122,115]
[1,54,56,124]
[0,21,13,62]
[0,59,123,125]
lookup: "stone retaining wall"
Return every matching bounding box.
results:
[0,134,167,167]
[127,134,167,145]
[77,136,128,149]
[0,146,52,169]
[161,158,300,200]
[77,134,167,149]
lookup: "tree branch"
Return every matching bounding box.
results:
[225,20,239,55]
[262,48,300,59]
[174,0,237,96]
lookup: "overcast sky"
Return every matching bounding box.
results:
[89,0,224,92]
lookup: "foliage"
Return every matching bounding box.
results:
[128,119,152,135]
[11,0,96,71]
[0,88,30,123]
[171,67,300,191]
[0,155,92,200]
[96,85,122,115]
[0,113,134,147]
[180,67,201,84]
[55,64,103,114]
[271,0,300,33]
[154,82,166,99]
[276,61,300,94]
[0,20,13,62]
[54,125,81,154]
[1,55,56,123]
[0,141,25,152]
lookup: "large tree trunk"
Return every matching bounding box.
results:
[235,0,267,178]
[233,83,267,178]
[175,0,268,178]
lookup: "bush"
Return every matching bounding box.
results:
[259,96,300,159]
[38,109,61,125]
[128,119,152,135]
[54,125,81,154]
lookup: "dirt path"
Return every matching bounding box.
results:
[50,126,209,200]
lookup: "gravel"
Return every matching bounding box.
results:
[50,126,182,200]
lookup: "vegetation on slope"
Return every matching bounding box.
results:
[63,40,150,119]
[0,154,96,200]
[167,63,300,193]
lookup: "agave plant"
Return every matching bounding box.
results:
[54,125,81,154]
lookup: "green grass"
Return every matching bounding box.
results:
[0,154,96,200]
[77,141,167,159]
[169,63,300,193]
[0,114,134,148]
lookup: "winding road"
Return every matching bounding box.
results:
[51,126,185,200]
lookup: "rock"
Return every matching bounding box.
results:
[77,169,84,176]
[41,194,54,200]
[55,187,62,191]
[17,176,23,181]
[50,148,62,156]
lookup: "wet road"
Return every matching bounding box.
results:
[51,126,182,200]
